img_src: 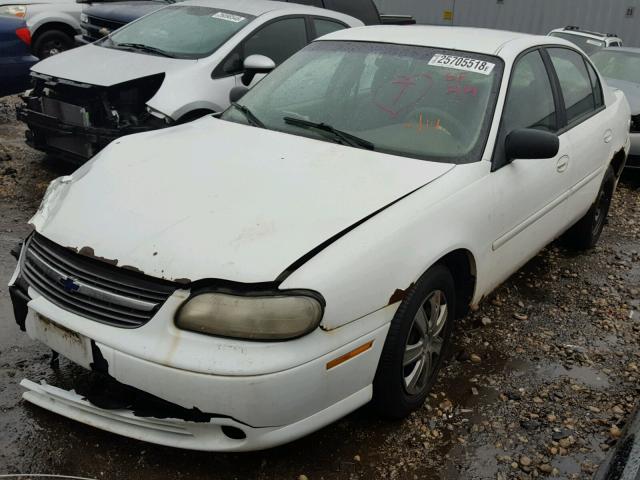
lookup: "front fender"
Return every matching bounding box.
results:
[280,162,489,331]
[146,62,229,120]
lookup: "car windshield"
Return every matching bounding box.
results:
[222,41,503,163]
[591,50,640,83]
[102,6,254,59]
[549,32,605,55]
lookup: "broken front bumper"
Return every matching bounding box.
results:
[9,256,393,451]
[20,378,373,451]
[17,103,162,164]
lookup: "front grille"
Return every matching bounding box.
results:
[86,16,125,31]
[631,114,640,133]
[21,233,179,328]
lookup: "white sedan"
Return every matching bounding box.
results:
[9,25,630,451]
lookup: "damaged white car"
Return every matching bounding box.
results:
[10,26,630,451]
[17,0,361,164]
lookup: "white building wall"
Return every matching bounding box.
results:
[375,0,640,46]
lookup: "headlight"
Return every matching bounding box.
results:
[175,291,324,340]
[80,13,88,23]
[0,4,27,17]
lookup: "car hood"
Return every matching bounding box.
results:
[32,118,455,284]
[31,43,191,87]
[84,1,166,24]
[605,77,640,114]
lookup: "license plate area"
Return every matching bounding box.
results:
[25,311,93,369]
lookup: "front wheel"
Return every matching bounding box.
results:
[372,264,456,419]
[563,166,616,250]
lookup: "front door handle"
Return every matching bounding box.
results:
[604,129,613,144]
[556,155,569,173]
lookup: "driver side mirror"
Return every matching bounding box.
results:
[505,128,560,161]
[241,54,275,86]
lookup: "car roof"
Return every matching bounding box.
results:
[172,0,334,16]
[320,25,568,56]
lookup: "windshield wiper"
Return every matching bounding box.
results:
[113,42,175,58]
[283,117,374,151]
[231,103,265,128]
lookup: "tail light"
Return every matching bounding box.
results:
[631,114,640,133]
[15,27,31,46]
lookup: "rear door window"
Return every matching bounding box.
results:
[312,18,347,38]
[243,17,308,65]
[548,48,597,125]
[324,0,379,25]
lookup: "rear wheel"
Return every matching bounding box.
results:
[33,30,74,59]
[563,166,615,250]
[373,264,456,419]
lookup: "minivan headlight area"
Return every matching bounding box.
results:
[175,291,324,340]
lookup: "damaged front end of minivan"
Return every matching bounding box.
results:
[17,72,169,164]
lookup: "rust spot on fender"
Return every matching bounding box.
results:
[388,283,414,305]
[77,246,119,266]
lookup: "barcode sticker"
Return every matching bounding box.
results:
[428,54,495,75]
[212,12,246,23]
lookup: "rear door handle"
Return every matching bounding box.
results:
[604,129,613,144]
[556,155,569,173]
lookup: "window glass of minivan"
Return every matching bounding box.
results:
[549,32,604,55]
[591,50,640,83]
[103,6,254,59]
[222,41,503,164]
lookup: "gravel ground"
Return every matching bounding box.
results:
[0,94,638,479]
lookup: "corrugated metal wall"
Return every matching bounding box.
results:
[375,0,640,46]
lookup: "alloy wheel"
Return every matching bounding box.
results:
[403,289,448,396]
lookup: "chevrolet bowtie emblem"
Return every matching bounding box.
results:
[60,277,80,293]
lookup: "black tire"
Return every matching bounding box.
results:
[372,264,456,419]
[563,166,616,250]
[33,30,74,59]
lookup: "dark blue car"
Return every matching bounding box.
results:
[0,16,38,97]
